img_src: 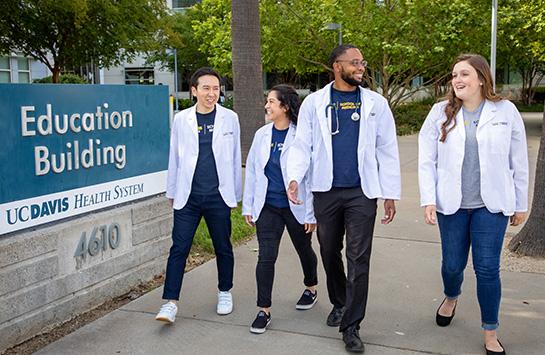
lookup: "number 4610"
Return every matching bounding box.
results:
[74,223,121,259]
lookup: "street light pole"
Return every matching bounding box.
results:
[166,49,179,111]
[324,22,342,45]
[491,0,497,92]
[174,49,178,111]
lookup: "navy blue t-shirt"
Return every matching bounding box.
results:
[331,87,361,187]
[264,125,289,208]
[191,108,220,195]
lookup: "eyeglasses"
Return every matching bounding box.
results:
[335,59,368,68]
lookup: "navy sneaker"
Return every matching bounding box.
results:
[296,289,318,310]
[250,310,271,334]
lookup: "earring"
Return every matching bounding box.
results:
[480,83,483,86]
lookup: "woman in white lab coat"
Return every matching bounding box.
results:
[419,54,528,355]
[243,85,318,334]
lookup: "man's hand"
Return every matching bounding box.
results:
[244,215,255,227]
[381,199,396,225]
[169,198,174,207]
[424,205,437,225]
[305,223,316,233]
[287,180,303,205]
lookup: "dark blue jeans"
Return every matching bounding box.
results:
[313,187,377,332]
[255,204,318,308]
[437,207,509,330]
[162,192,234,300]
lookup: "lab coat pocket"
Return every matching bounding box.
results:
[504,168,516,211]
[436,168,447,207]
[489,125,510,155]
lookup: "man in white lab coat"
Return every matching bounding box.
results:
[155,67,242,324]
[287,45,401,353]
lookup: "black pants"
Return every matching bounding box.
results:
[255,204,318,308]
[313,187,377,331]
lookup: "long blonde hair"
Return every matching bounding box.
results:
[440,54,504,142]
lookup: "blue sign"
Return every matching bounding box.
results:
[1,84,170,234]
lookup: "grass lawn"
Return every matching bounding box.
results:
[190,202,255,256]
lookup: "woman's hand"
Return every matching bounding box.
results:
[244,215,255,227]
[305,223,316,233]
[510,212,526,226]
[424,205,437,225]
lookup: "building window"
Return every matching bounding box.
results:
[0,56,11,83]
[125,67,155,85]
[172,0,200,13]
[17,57,30,83]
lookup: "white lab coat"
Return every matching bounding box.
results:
[287,82,401,200]
[418,99,528,216]
[242,123,316,224]
[166,104,242,210]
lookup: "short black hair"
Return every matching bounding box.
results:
[270,84,301,125]
[190,67,222,89]
[329,44,358,68]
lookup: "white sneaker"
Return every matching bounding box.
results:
[217,291,233,315]
[156,301,177,323]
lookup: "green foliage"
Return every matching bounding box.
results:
[191,0,233,76]
[393,97,436,136]
[190,203,255,254]
[221,95,234,110]
[0,0,170,82]
[515,102,544,112]
[32,74,87,84]
[174,98,195,110]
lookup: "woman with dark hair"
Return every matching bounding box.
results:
[419,54,529,355]
[242,84,318,334]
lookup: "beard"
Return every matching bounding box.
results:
[341,68,364,87]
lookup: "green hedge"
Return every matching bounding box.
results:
[32,74,87,84]
[393,97,435,136]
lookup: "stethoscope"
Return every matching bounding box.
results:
[325,85,361,135]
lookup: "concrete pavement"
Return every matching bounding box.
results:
[35,113,545,355]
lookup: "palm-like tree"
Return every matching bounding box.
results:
[231,0,264,161]
[509,107,545,257]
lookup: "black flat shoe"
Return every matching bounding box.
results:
[436,297,456,327]
[327,305,345,327]
[485,340,505,355]
[342,325,364,353]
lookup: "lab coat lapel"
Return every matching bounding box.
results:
[454,108,466,141]
[212,104,223,147]
[477,100,496,130]
[317,84,334,162]
[359,89,374,147]
[259,124,272,170]
[281,124,296,158]
[188,105,199,142]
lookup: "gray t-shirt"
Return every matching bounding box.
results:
[460,100,486,209]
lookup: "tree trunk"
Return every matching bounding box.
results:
[509,106,545,257]
[231,0,264,162]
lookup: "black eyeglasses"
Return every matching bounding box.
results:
[335,59,368,68]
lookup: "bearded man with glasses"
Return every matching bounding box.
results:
[287,44,401,353]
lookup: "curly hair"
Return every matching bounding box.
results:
[270,84,301,125]
[440,54,504,142]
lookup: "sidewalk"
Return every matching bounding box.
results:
[35,113,545,355]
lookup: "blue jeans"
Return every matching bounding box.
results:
[437,207,509,330]
[162,192,234,300]
[255,204,318,308]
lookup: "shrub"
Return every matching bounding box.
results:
[32,74,87,84]
[174,98,195,111]
[393,98,436,136]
